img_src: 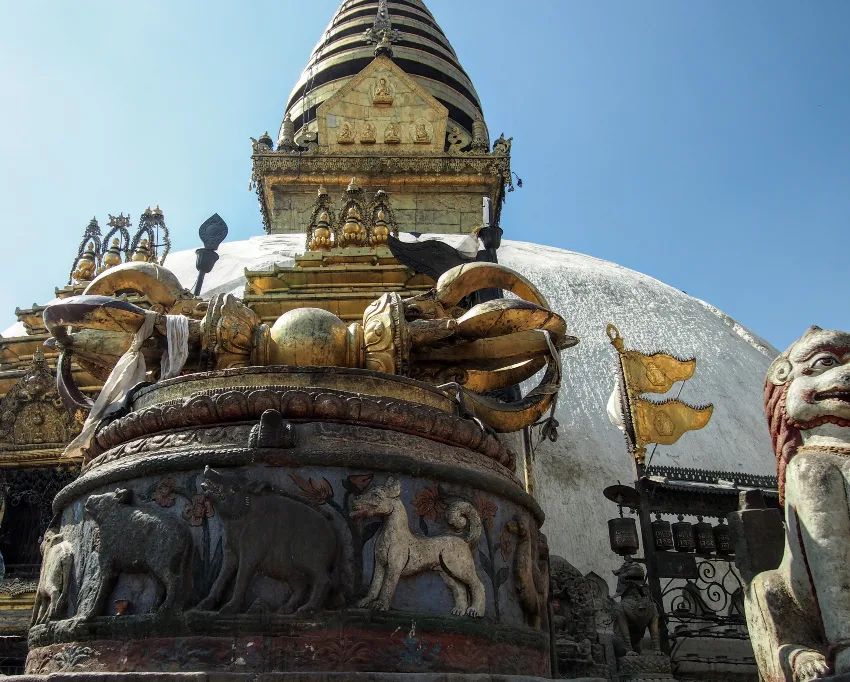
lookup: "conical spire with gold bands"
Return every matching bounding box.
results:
[281,0,483,145]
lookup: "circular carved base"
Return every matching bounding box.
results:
[27,610,548,677]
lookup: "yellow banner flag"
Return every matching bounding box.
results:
[634,399,714,450]
[620,349,696,395]
[607,324,695,395]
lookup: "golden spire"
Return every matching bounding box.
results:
[101,238,123,270]
[131,239,151,262]
[72,241,98,283]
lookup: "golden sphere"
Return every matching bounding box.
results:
[269,308,350,367]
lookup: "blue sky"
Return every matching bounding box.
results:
[0,0,846,350]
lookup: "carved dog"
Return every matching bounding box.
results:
[197,467,345,615]
[611,561,660,657]
[31,528,74,625]
[351,477,486,617]
[82,488,192,618]
[747,327,850,682]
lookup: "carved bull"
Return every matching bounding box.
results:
[196,467,349,615]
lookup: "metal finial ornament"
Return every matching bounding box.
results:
[131,206,171,265]
[68,217,103,285]
[363,0,400,49]
[193,214,229,296]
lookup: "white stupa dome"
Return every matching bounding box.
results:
[154,233,780,580]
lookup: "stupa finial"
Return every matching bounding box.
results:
[363,0,400,54]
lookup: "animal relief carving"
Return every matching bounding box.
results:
[506,514,547,628]
[81,488,193,618]
[197,467,351,615]
[32,528,74,625]
[351,478,486,617]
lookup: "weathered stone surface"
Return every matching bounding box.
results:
[17,672,568,682]
[26,374,549,677]
[744,327,850,682]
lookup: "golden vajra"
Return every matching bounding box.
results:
[44,261,578,433]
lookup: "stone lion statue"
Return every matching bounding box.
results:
[747,326,850,682]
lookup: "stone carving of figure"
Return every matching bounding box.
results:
[549,555,606,677]
[31,528,74,625]
[360,121,377,144]
[373,78,393,106]
[384,123,401,144]
[351,477,486,617]
[414,122,431,144]
[338,121,355,144]
[493,132,513,154]
[746,327,850,682]
[79,488,193,619]
[197,466,351,615]
[611,560,661,657]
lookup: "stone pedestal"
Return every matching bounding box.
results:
[25,369,550,678]
[616,653,673,682]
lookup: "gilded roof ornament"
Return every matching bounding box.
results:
[130,205,171,265]
[67,217,102,285]
[363,0,400,56]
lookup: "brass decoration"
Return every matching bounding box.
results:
[413,121,431,144]
[359,121,377,144]
[202,293,269,371]
[100,239,124,271]
[338,121,356,145]
[99,214,132,273]
[366,189,398,247]
[336,178,367,248]
[130,205,171,265]
[306,186,336,251]
[68,217,102,285]
[372,78,393,106]
[44,260,575,433]
[384,123,401,144]
[72,242,99,284]
[363,293,407,374]
[607,324,714,464]
[131,239,151,262]
[0,350,83,448]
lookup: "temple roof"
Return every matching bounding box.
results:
[281,0,483,143]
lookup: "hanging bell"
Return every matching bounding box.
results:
[694,516,716,554]
[608,516,639,557]
[713,518,734,556]
[651,513,674,551]
[672,516,695,553]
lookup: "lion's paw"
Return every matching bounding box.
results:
[451,607,464,616]
[374,600,391,612]
[465,607,483,618]
[795,650,830,682]
[357,597,375,609]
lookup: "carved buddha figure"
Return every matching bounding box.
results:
[338,121,355,144]
[747,327,850,682]
[414,122,431,144]
[373,78,393,106]
[360,121,377,144]
[384,123,401,144]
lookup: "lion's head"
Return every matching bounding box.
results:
[765,326,850,503]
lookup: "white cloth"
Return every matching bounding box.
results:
[160,315,189,380]
[64,312,158,462]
